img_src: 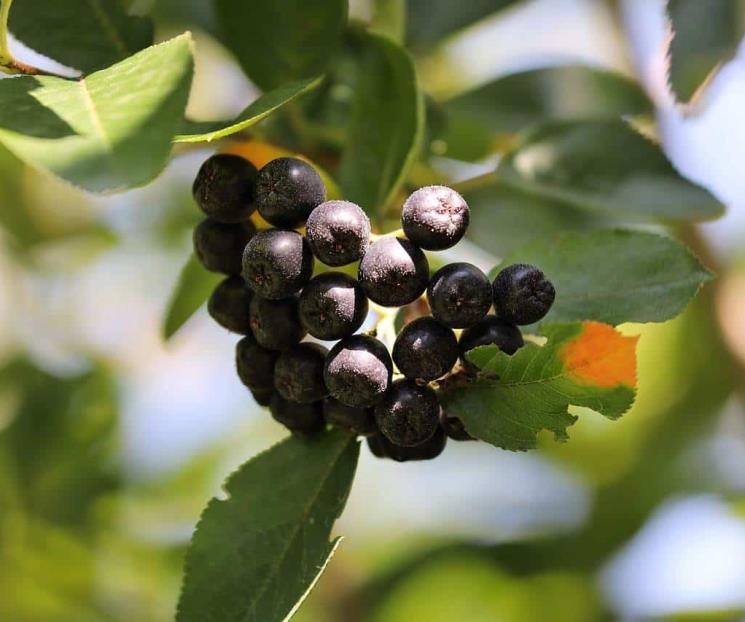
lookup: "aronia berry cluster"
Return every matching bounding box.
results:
[192,153,556,462]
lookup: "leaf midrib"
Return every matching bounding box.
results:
[85,0,129,57]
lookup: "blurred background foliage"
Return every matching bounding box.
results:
[1,0,745,621]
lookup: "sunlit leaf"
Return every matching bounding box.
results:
[163,254,222,340]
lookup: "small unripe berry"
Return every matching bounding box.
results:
[392,317,458,381]
[440,410,474,441]
[381,426,448,462]
[492,263,556,325]
[274,343,329,404]
[208,277,252,334]
[242,229,314,300]
[427,262,492,328]
[324,335,393,408]
[401,186,469,250]
[298,272,369,341]
[269,395,324,436]
[249,295,306,351]
[192,154,257,223]
[358,237,429,307]
[255,157,326,227]
[194,218,256,275]
[236,334,278,389]
[323,398,376,436]
[375,379,440,447]
[306,200,371,266]
[459,316,524,370]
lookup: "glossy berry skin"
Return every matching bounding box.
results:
[194,218,256,275]
[269,395,324,436]
[274,343,329,404]
[376,426,448,462]
[358,237,429,307]
[298,272,368,341]
[249,295,306,352]
[392,317,458,381]
[427,262,492,328]
[492,263,556,325]
[401,186,469,250]
[235,334,278,389]
[306,200,371,266]
[324,335,393,408]
[255,157,326,227]
[192,154,258,223]
[242,229,314,300]
[208,277,252,334]
[440,411,474,441]
[323,398,376,436]
[459,316,524,371]
[375,380,440,447]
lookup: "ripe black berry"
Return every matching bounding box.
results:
[269,394,324,436]
[358,237,429,307]
[459,316,524,370]
[306,200,371,266]
[251,388,275,407]
[242,229,314,300]
[378,426,447,462]
[249,295,306,351]
[392,317,458,381]
[323,398,376,436]
[374,379,440,447]
[366,434,388,458]
[324,335,393,408]
[192,154,258,223]
[208,277,252,334]
[273,343,329,404]
[401,186,469,250]
[440,411,474,441]
[492,263,556,325]
[193,218,256,275]
[255,157,326,227]
[427,262,492,328]
[235,334,278,389]
[298,272,369,341]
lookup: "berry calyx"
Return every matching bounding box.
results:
[194,218,256,275]
[255,157,326,227]
[324,335,393,408]
[242,229,314,300]
[358,237,429,307]
[192,154,258,223]
[269,395,324,436]
[427,262,492,328]
[459,316,524,370]
[249,295,306,351]
[492,263,556,325]
[235,334,278,390]
[306,200,371,266]
[401,186,469,250]
[208,277,252,334]
[375,379,440,447]
[392,316,458,381]
[273,343,329,404]
[298,272,369,341]
[323,398,376,436]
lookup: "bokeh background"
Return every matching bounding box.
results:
[2,0,745,620]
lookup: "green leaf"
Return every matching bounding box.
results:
[497,120,725,222]
[176,429,359,622]
[151,0,218,35]
[163,254,222,340]
[371,0,406,43]
[0,34,194,193]
[441,322,637,451]
[175,77,323,143]
[443,65,652,160]
[9,0,153,74]
[493,229,713,325]
[338,31,424,215]
[216,0,347,90]
[667,0,745,103]
[406,0,521,50]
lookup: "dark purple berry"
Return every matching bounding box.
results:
[427,262,492,328]
[381,426,447,462]
[306,200,371,266]
[324,335,392,408]
[298,272,369,341]
[358,237,429,307]
[194,218,256,275]
[269,395,324,436]
[235,334,278,389]
[251,388,275,407]
[192,154,257,223]
[208,277,252,334]
[249,295,306,351]
[323,398,376,436]
[273,343,329,404]
[374,379,440,447]
[459,316,523,371]
[242,229,314,299]
[401,186,469,250]
[492,263,556,325]
[255,157,326,227]
[367,434,388,458]
[392,317,458,381]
